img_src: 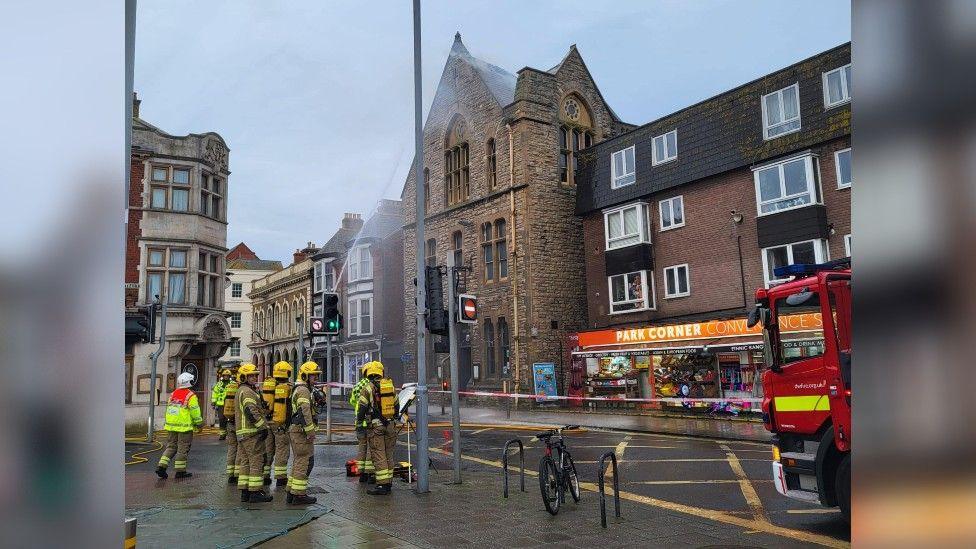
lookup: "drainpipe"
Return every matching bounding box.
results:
[506,124,521,405]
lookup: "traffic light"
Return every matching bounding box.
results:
[425,266,448,336]
[137,303,157,343]
[322,292,342,335]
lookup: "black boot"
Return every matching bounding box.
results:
[175,471,192,479]
[367,484,391,496]
[218,434,226,441]
[155,467,168,479]
[249,490,273,503]
[228,476,238,484]
[262,476,272,486]
[285,491,294,504]
[367,473,376,485]
[359,473,369,484]
[240,489,250,502]
[290,494,317,505]
[276,478,287,487]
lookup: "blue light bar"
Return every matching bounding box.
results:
[773,258,850,278]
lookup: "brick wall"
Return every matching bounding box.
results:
[125,154,145,308]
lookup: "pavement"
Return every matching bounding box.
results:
[125,413,849,548]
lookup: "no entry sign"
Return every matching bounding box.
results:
[458,294,477,324]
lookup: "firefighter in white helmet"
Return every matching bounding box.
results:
[156,372,204,479]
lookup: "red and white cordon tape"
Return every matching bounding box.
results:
[319,381,761,405]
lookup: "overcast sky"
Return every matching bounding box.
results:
[134,0,850,262]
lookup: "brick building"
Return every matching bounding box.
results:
[401,34,633,393]
[572,44,851,409]
[123,94,233,430]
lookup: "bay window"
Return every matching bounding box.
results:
[604,203,650,250]
[754,154,819,215]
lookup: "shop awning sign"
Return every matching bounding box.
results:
[577,313,822,348]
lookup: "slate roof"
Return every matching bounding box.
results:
[355,202,404,242]
[575,43,851,215]
[449,33,516,108]
[227,258,283,271]
[317,226,361,257]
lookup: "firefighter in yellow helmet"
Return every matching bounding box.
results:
[222,368,240,483]
[235,363,273,502]
[350,363,375,483]
[287,361,321,505]
[270,361,294,487]
[211,369,233,440]
[358,361,398,495]
[156,372,204,479]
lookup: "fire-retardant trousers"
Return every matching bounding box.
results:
[368,423,397,486]
[158,431,192,471]
[237,433,266,492]
[218,414,228,437]
[263,423,275,479]
[273,426,290,479]
[356,429,375,477]
[225,421,239,478]
[287,426,314,495]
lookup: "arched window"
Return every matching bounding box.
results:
[283,303,291,335]
[298,297,306,320]
[486,138,497,190]
[452,230,463,267]
[559,95,594,185]
[423,168,430,212]
[267,306,274,339]
[494,219,508,279]
[497,317,510,374]
[445,117,470,205]
[274,304,281,337]
[481,222,493,282]
[484,319,495,378]
[425,238,437,267]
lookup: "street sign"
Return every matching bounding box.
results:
[309,317,325,334]
[457,294,477,324]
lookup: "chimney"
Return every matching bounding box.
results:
[293,249,307,264]
[132,92,140,119]
[341,212,364,232]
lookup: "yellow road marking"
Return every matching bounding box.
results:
[605,435,631,480]
[721,443,767,522]
[787,509,840,514]
[469,427,494,435]
[401,442,848,548]
[575,458,769,464]
[629,480,774,485]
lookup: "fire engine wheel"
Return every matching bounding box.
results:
[836,454,851,524]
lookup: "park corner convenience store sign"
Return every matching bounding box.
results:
[577,313,823,348]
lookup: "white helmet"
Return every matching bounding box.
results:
[177,372,195,388]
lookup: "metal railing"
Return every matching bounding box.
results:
[502,438,525,498]
[597,451,621,528]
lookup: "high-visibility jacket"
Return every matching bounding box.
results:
[164,388,204,432]
[290,382,316,434]
[222,380,238,420]
[235,383,267,439]
[349,378,370,427]
[211,379,229,406]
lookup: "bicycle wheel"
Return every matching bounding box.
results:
[539,455,562,515]
[564,453,581,503]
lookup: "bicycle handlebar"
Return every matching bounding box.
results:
[535,425,581,440]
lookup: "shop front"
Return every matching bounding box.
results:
[571,313,824,415]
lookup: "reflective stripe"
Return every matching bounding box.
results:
[774,395,831,412]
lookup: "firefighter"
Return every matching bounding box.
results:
[287,361,321,505]
[270,361,294,487]
[358,361,398,496]
[350,364,374,484]
[259,364,283,485]
[155,372,204,479]
[222,369,240,483]
[211,369,232,440]
[235,363,273,503]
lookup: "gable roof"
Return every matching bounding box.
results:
[448,33,517,109]
[227,242,259,260]
[356,202,403,242]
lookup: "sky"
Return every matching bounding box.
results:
[134,0,850,263]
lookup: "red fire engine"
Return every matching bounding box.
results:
[748,259,851,522]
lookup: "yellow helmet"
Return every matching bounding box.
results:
[298,361,321,382]
[363,361,384,378]
[221,369,232,377]
[272,361,293,379]
[238,363,259,382]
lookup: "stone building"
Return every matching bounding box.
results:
[401,34,633,393]
[124,95,233,430]
[218,243,283,368]
[248,243,318,377]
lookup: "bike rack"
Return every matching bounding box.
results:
[502,438,525,498]
[598,451,621,528]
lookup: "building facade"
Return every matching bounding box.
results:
[124,95,233,429]
[219,243,283,368]
[248,244,317,377]
[401,34,633,394]
[572,44,852,410]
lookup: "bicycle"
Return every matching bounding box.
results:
[535,425,581,515]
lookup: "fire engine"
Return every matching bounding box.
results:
[748,258,851,522]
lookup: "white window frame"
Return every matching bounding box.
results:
[229,312,242,328]
[753,154,820,216]
[834,148,852,189]
[313,262,324,292]
[658,195,685,231]
[761,83,801,140]
[349,246,372,282]
[347,295,373,336]
[822,64,852,108]
[229,340,241,357]
[603,202,650,250]
[761,239,828,287]
[231,282,243,298]
[844,234,852,257]
[663,264,691,298]
[610,145,636,189]
[651,130,677,166]
[608,270,655,314]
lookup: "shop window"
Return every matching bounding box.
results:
[604,202,650,250]
[663,264,690,298]
[762,239,828,287]
[611,146,636,189]
[835,148,852,188]
[762,83,801,139]
[608,270,653,313]
[753,154,819,215]
[652,129,677,165]
[658,196,684,231]
[823,64,852,108]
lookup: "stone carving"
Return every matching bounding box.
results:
[202,317,229,342]
[204,138,228,170]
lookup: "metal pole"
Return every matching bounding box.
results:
[412,0,430,493]
[446,254,461,484]
[147,296,167,442]
[326,335,333,443]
